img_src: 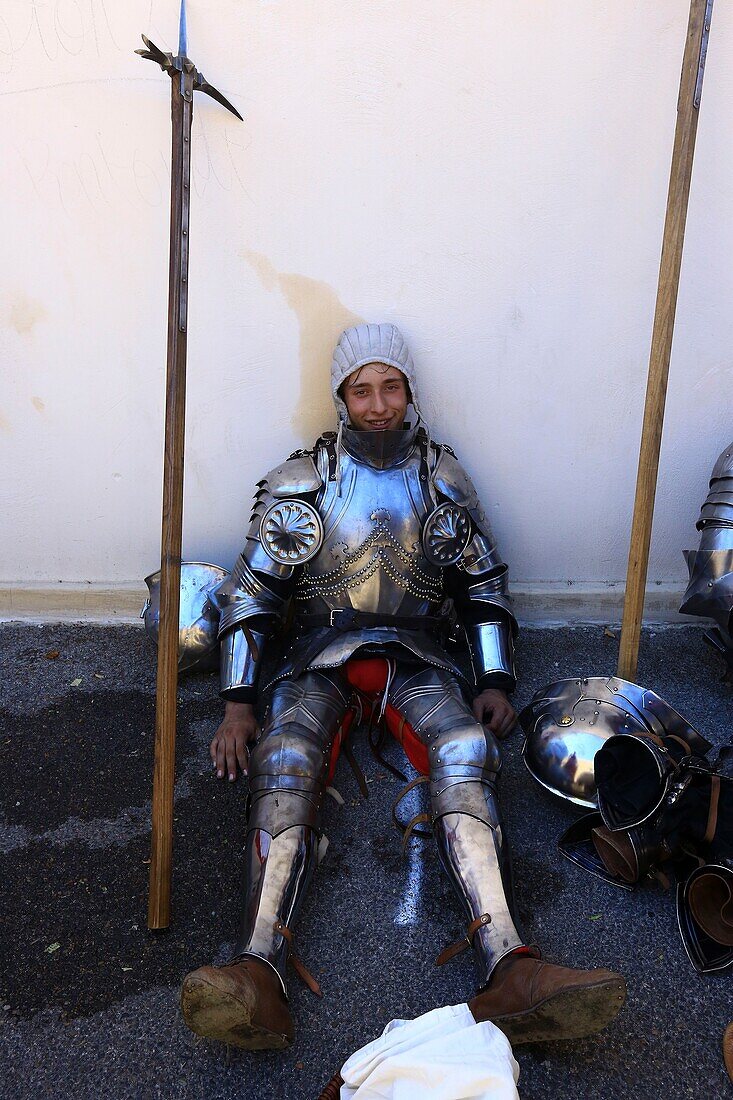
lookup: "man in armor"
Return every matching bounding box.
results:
[180,323,625,1050]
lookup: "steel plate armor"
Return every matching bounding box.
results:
[212,420,518,700]
[519,676,708,809]
[141,562,228,673]
[680,440,733,675]
[209,322,524,995]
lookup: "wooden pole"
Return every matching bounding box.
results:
[617,0,713,681]
[148,72,193,930]
[137,19,241,930]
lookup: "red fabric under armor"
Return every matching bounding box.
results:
[325,657,430,785]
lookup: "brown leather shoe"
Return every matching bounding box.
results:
[724,1022,733,1083]
[468,954,626,1045]
[180,957,294,1050]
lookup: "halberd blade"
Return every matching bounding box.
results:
[178,0,188,58]
[195,74,243,121]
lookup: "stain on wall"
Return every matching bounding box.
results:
[31,397,45,413]
[6,294,47,336]
[243,250,363,442]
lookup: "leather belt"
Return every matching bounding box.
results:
[296,609,445,632]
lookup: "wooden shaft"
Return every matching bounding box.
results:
[148,74,193,929]
[617,0,712,681]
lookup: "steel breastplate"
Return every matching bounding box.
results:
[294,448,443,617]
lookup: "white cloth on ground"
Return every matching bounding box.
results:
[339,1003,520,1100]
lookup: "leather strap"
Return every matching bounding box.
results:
[368,719,408,782]
[392,775,431,842]
[317,1073,345,1100]
[342,739,370,799]
[401,811,432,855]
[297,609,446,632]
[435,913,492,966]
[273,920,322,997]
[666,734,693,755]
[704,774,721,845]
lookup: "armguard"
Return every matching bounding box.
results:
[211,553,284,635]
[219,624,269,700]
[432,444,518,690]
[210,552,284,701]
[465,619,516,690]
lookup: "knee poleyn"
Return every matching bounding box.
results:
[248,721,331,789]
[427,721,502,777]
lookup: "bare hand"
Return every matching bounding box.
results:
[210,702,259,781]
[472,688,517,739]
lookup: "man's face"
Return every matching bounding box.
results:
[342,363,409,432]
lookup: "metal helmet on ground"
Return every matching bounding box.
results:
[519,676,707,809]
[141,561,228,673]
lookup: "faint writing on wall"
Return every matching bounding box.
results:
[0,0,125,71]
[14,123,250,221]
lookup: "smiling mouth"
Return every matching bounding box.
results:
[366,417,393,429]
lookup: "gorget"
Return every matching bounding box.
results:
[339,421,418,469]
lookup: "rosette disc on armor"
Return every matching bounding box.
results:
[260,499,324,565]
[422,502,471,566]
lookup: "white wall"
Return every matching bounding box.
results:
[1,1,732,613]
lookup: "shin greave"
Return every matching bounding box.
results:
[233,824,319,994]
[432,774,525,988]
[230,670,349,993]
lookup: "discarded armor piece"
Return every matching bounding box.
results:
[558,812,636,890]
[141,561,228,673]
[677,860,733,975]
[687,864,733,946]
[561,729,733,973]
[595,729,711,831]
[559,809,675,889]
[519,676,707,809]
[681,439,733,676]
[590,820,672,885]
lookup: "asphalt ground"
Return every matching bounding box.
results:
[0,622,731,1100]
